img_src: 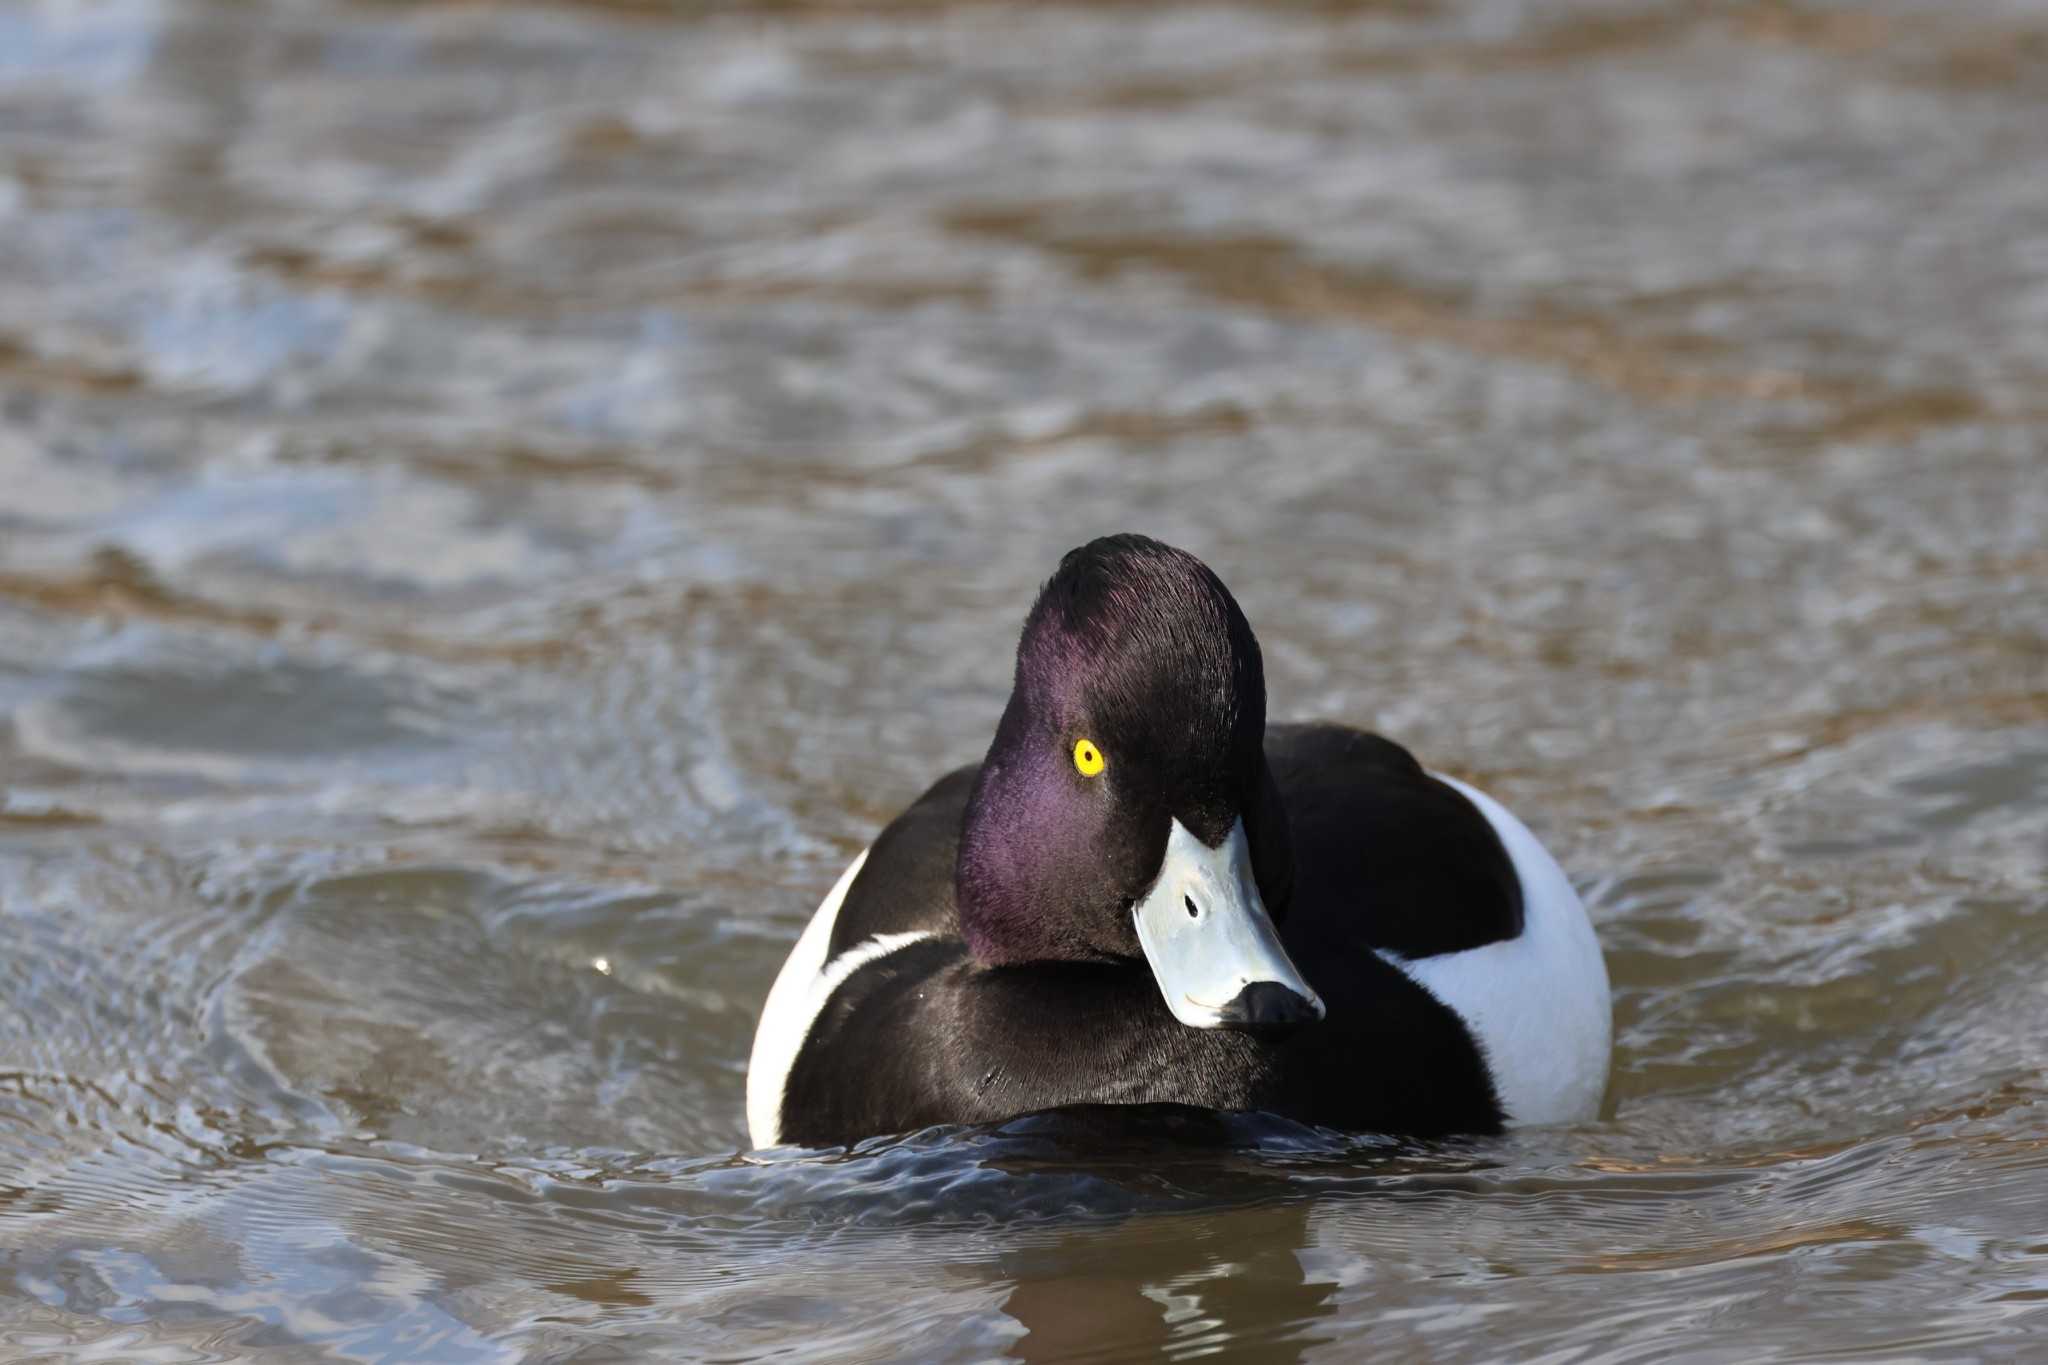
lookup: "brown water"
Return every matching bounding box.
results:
[2,0,2046,1358]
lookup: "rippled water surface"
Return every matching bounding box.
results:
[3,0,2047,1358]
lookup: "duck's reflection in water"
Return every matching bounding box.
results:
[989,1201,1336,1363]
[928,1107,1352,1363]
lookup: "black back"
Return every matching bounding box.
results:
[826,766,976,955]
[1264,723,1522,957]
[778,724,1523,1147]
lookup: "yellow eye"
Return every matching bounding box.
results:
[1072,738,1105,777]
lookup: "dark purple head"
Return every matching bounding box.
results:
[956,536,1300,997]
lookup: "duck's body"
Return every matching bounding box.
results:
[746,538,1611,1150]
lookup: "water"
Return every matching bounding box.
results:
[2,0,2045,1357]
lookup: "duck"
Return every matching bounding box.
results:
[746,534,1611,1149]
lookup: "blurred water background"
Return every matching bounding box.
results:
[2,0,2046,1359]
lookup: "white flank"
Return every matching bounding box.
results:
[745,848,932,1148]
[1377,776,1613,1126]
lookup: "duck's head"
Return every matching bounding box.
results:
[957,534,1324,1040]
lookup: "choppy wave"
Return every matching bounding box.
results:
[3,0,2047,1357]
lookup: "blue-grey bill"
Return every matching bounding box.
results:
[1131,817,1325,1030]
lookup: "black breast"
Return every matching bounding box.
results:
[779,940,1502,1147]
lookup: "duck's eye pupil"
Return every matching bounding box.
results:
[1072,739,1105,777]
[1184,895,1200,920]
